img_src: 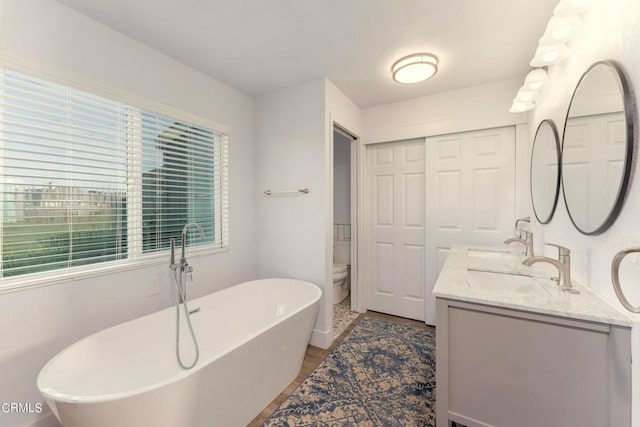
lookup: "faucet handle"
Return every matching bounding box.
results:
[545,243,570,257]
[515,216,531,231]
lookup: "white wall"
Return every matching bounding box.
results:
[363,78,528,143]
[254,79,329,345]
[253,78,362,349]
[0,1,256,426]
[333,132,351,224]
[527,0,640,420]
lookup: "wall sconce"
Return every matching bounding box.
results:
[509,68,548,113]
[539,16,581,46]
[530,44,570,67]
[509,0,592,113]
[523,68,548,90]
[509,101,536,113]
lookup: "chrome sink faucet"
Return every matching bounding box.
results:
[504,230,534,257]
[522,243,578,294]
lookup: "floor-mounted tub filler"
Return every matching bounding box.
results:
[37,278,321,427]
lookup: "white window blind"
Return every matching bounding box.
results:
[0,68,228,282]
[139,111,228,253]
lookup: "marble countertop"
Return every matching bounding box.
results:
[433,244,633,327]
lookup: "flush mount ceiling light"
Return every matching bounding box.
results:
[391,53,438,84]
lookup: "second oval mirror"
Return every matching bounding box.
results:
[531,120,561,224]
[561,61,634,235]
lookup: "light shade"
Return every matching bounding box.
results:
[539,16,581,46]
[392,53,438,84]
[515,88,537,103]
[530,44,569,67]
[509,100,536,113]
[524,68,548,91]
[554,0,593,17]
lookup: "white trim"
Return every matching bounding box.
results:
[353,134,367,313]
[362,124,526,145]
[309,327,332,349]
[24,410,59,427]
[325,115,334,344]
[0,51,230,134]
[0,245,229,295]
[330,122,365,314]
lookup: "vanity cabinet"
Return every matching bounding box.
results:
[436,298,631,427]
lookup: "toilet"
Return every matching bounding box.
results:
[333,241,350,304]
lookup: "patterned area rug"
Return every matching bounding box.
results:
[264,317,436,426]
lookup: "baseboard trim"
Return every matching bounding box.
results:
[309,327,332,349]
[27,410,60,427]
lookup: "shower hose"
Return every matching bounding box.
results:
[172,269,200,370]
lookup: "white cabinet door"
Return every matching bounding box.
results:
[425,127,515,325]
[365,140,426,321]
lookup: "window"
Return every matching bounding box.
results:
[140,111,221,253]
[0,69,228,281]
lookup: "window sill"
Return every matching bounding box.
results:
[0,245,229,295]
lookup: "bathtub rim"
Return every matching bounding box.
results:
[37,278,322,404]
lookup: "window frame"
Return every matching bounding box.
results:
[0,56,229,293]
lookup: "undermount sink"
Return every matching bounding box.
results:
[467,248,521,260]
[466,269,550,294]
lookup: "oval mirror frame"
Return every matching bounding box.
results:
[530,119,561,224]
[561,60,634,235]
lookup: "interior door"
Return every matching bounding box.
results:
[365,140,426,321]
[425,127,516,325]
[563,112,626,230]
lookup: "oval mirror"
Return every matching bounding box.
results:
[530,120,561,224]
[561,61,634,235]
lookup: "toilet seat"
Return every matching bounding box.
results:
[333,263,348,274]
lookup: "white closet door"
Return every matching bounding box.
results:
[365,140,426,321]
[425,127,516,325]
[563,112,626,230]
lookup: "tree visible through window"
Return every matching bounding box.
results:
[0,69,227,281]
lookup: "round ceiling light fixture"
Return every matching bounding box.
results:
[392,53,438,84]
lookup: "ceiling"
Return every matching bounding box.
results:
[56,0,558,108]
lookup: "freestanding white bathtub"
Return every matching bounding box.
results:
[37,278,321,427]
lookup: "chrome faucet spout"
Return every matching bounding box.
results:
[180,222,204,263]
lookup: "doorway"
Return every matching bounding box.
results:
[331,125,360,340]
